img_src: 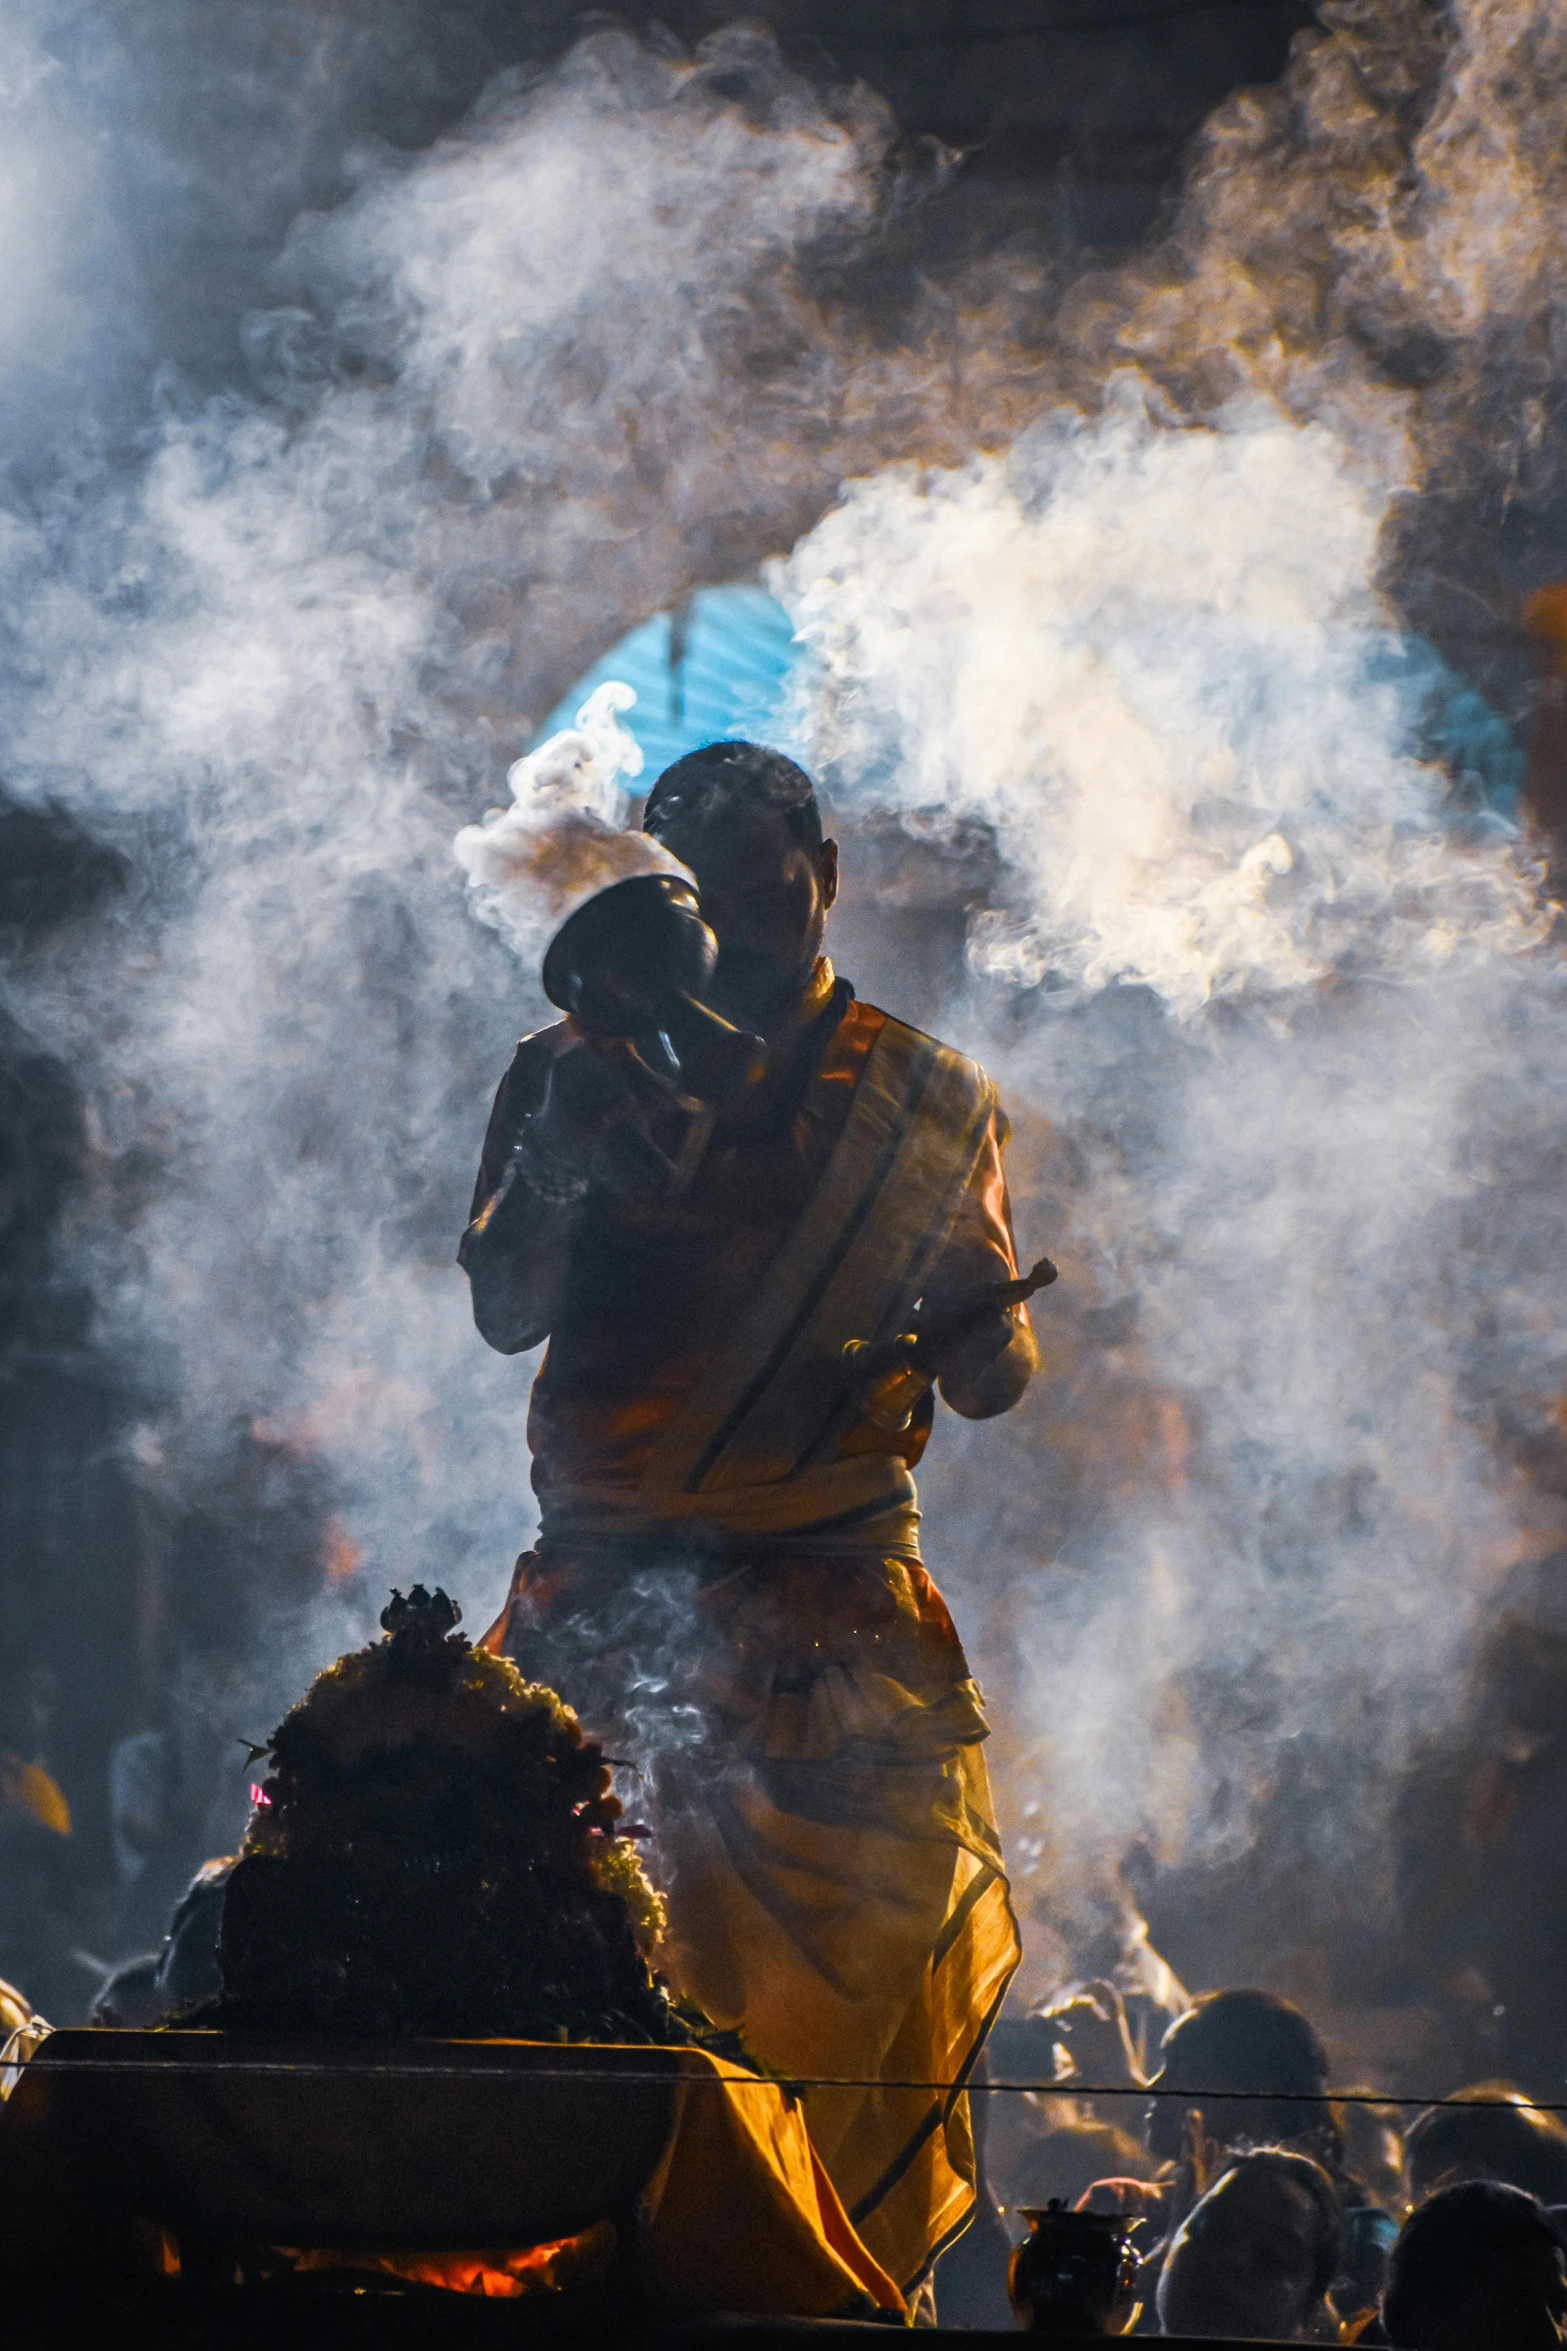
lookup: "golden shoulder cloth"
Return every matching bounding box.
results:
[541,1017,1022,2291]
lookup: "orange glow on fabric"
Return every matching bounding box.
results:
[0,1756,70,1836]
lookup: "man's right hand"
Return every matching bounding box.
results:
[548,1032,645,1132]
[508,1034,672,1204]
[463,1025,671,1354]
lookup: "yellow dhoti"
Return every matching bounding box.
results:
[481,1007,1025,2289]
[487,1544,1020,2291]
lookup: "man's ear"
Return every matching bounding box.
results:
[818,838,840,910]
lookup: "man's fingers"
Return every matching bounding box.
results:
[548,1039,640,1128]
[924,1305,1015,1383]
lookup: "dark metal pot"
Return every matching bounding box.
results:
[542,873,762,1110]
[1007,2200,1139,2334]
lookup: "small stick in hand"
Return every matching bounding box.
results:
[842,1254,1059,1431]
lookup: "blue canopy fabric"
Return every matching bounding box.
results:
[533,584,799,784]
[1360,630,1525,822]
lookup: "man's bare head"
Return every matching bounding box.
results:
[1158,2150,1343,2341]
[643,742,838,1024]
[1385,2181,1567,2351]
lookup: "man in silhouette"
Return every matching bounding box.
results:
[461,741,1036,2297]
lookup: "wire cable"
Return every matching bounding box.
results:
[8,2058,1555,2109]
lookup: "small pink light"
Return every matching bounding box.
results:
[249,1782,271,1807]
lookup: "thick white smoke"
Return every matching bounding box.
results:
[784,381,1540,1009]
[776,381,1567,1978]
[453,682,691,961]
[768,0,1567,1982]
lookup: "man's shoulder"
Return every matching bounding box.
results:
[846,999,996,1096]
[499,1022,573,1083]
[510,1020,572,1059]
[481,1024,572,1140]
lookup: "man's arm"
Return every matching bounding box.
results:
[458,1031,578,1355]
[923,1107,1040,1420]
[459,1027,681,1354]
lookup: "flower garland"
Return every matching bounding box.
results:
[205,1585,684,2043]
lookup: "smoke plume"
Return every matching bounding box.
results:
[453,682,690,960]
[774,0,1567,1987]
[778,380,1567,1984]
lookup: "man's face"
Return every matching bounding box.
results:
[661,805,838,1024]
